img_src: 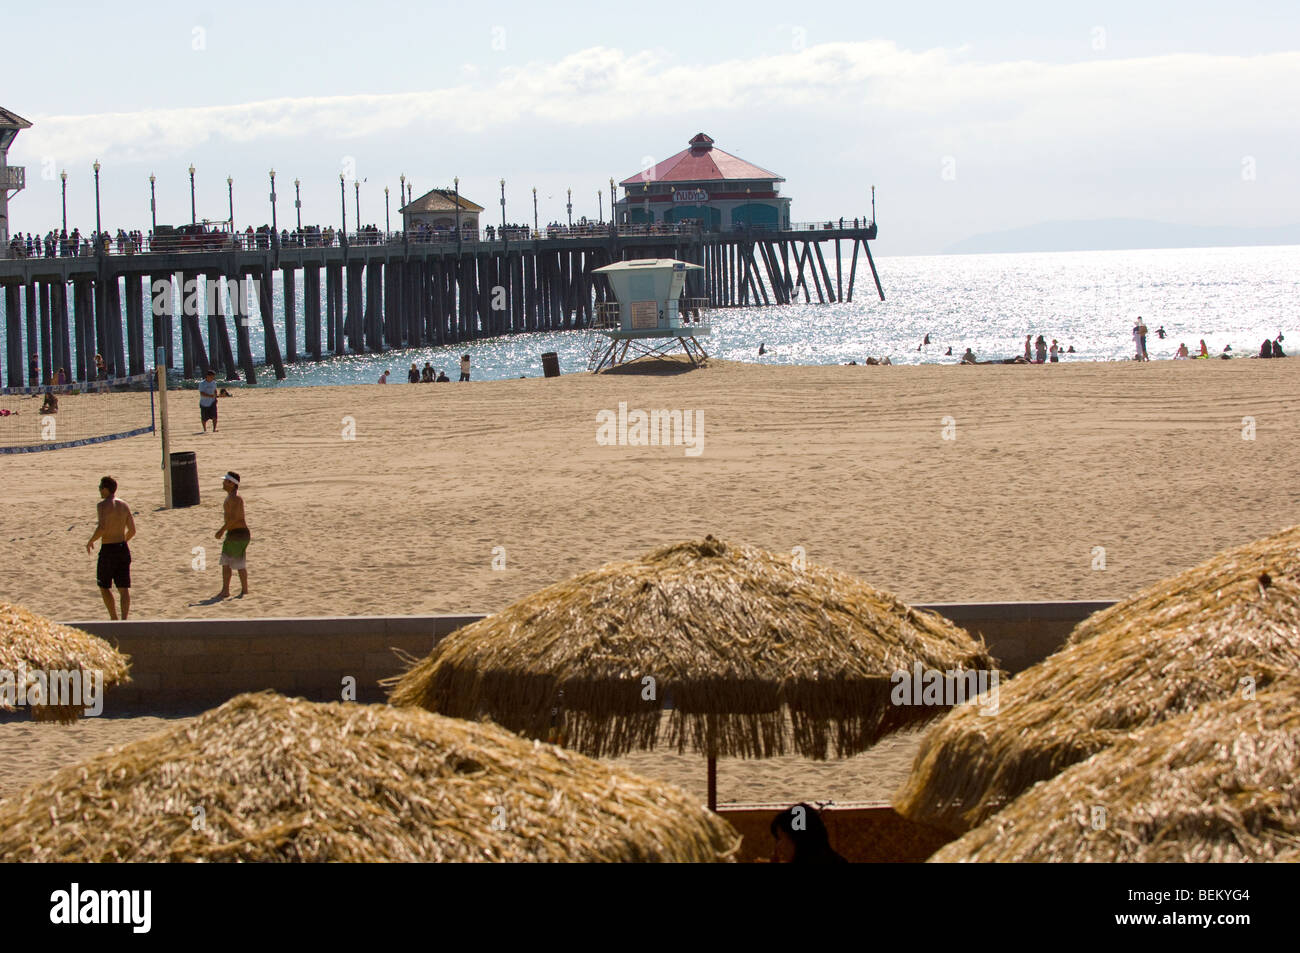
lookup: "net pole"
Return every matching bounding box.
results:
[156,347,172,509]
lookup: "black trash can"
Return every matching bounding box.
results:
[541,351,561,378]
[170,451,200,508]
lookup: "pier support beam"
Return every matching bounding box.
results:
[39,281,52,384]
[282,266,297,363]
[231,274,256,384]
[125,274,145,375]
[256,267,286,379]
[304,265,322,360]
[3,285,21,387]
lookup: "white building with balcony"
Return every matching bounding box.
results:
[0,107,32,249]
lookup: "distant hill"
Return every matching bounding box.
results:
[943,219,1300,255]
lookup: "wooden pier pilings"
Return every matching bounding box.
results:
[0,225,881,387]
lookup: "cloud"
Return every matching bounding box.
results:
[12,41,1299,168]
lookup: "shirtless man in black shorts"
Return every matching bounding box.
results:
[87,475,137,619]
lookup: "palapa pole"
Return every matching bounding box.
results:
[707,756,717,812]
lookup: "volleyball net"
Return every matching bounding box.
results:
[0,373,156,454]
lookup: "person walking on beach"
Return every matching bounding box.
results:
[1035,335,1047,363]
[215,471,251,598]
[199,369,219,432]
[1024,335,1032,361]
[1133,318,1150,361]
[87,475,136,620]
[459,353,471,381]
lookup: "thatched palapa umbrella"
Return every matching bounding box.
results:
[389,536,997,809]
[894,523,1300,834]
[931,678,1300,862]
[0,692,739,862]
[0,600,131,723]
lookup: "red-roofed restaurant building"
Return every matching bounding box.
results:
[616,133,790,231]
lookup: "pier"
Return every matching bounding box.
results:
[0,222,882,388]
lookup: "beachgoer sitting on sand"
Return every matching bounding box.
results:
[378,369,391,384]
[864,357,879,365]
[1260,339,1274,359]
[1175,343,1189,359]
[770,804,847,864]
[1273,338,1286,358]
[40,390,59,413]
[436,371,450,382]
[961,348,977,364]
[1198,339,1208,358]
[945,347,953,356]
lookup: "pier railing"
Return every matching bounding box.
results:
[3,217,877,259]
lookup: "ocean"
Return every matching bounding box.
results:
[5,244,1297,385]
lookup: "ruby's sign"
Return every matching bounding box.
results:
[672,189,709,203]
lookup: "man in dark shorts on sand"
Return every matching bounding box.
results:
[199,369,219,432]
[215,470,251,597]
[87,475,136,619]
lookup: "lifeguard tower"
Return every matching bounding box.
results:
[588,259,710,372]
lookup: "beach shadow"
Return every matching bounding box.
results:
[188,593,228,607]
[599,359,703,377]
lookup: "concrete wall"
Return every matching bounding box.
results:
[68,615,482,711]
[68,601,1115,714]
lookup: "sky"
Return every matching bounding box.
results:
[3,0,1299,255]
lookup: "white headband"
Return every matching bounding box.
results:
[223,472,240,486]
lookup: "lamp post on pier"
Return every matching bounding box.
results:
[269,169,279,250]
[871,184,876,226]
[609,177,616,229]
[294,178,302,231]
[149,174,157,233]
[60,170,67,234]
[93,160,102,242]
[226,175,233,231]
[339,174,347,247]
[454,176,460,250]
[499,178,506,238]
[532,187,538,237]
[598,189,603,224]
[354,179,360,241]
[384,186,390,239]
[566,187,572,229]
[188,165,196,224]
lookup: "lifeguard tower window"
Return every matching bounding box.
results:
[630,273,658,328]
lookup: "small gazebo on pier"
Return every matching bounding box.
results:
[588,258,710,372]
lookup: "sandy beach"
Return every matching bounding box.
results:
[3,357,1299,806]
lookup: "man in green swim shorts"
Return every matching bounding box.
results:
[215,470,251,598]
